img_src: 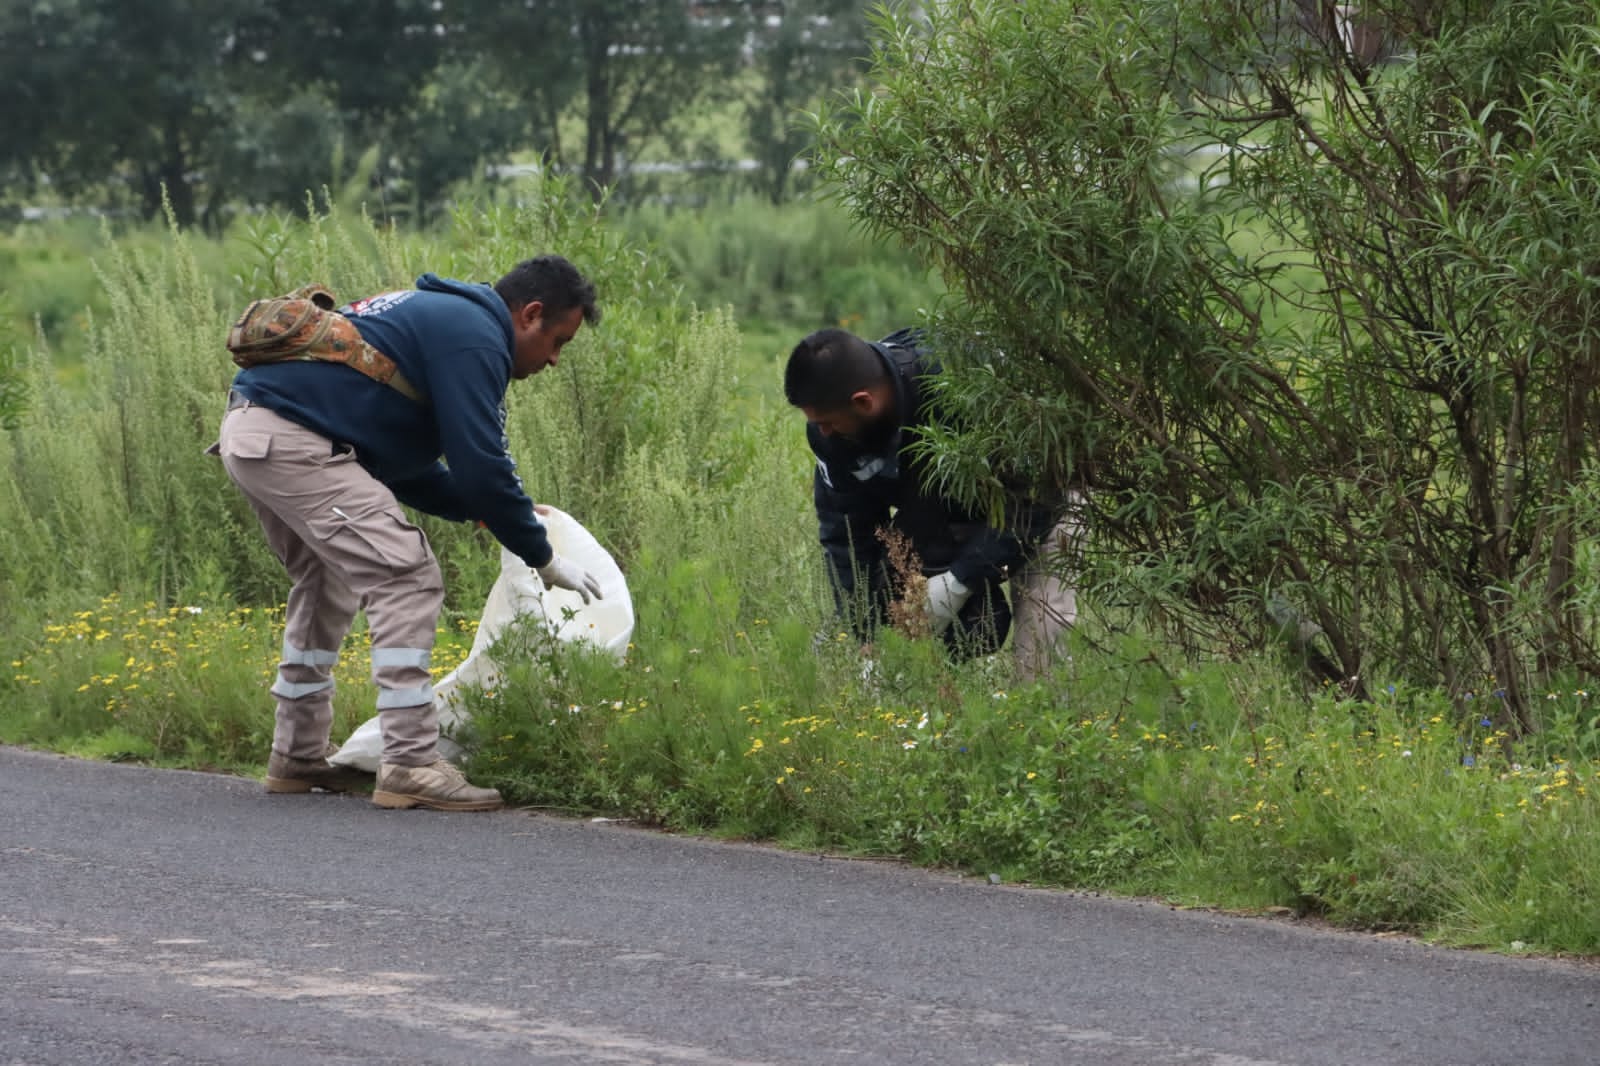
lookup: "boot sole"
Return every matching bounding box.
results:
[266,775,373,795]
[371,789,504,812]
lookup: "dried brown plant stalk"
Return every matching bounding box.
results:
[876,526,932,639]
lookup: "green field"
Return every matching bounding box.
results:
[2,186,1597,956]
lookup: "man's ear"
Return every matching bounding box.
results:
[516,299,545,328]
[850,385,891,417]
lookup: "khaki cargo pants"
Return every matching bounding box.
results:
[215,398,443,767]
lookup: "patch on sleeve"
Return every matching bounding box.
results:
[816,458,834,489]
[342,290,418,317]
[853,457,888,481]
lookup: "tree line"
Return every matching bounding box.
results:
[1,1,869,227]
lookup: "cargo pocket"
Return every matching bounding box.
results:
[325,441,360,468]
[221,431,272,461]
[218,430,274,488]
[310,505,434,579]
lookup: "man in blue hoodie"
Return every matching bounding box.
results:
[214,256,601,812]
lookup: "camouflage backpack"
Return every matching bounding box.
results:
[225,284,425,403]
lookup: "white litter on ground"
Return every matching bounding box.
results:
[330,506,633,772]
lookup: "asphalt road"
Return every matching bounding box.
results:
[2,746,1595,1065]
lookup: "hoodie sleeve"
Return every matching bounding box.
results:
[809,427,893,641]
[947,528,1025,587]
[815,458,888,603]
[946,498,1057,586]
[426,344,554,569]
[387,461,474,523]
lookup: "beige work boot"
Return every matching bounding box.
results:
[372,759,504,812]
[265,748,374,794]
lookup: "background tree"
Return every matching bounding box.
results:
[3,0,878,217]
[1,0,450,225]
[218,0,454,221]
[465,1,749,198]
[811,0,1600,731]
[1,0,249,225]
[384,60,529,224]
[466,0,587,173]
[205,89,348,219]
[743,1,869,203]
[229,0,448,122]
[566,0,747,197]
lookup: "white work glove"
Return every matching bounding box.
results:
[537,554,603,604]
[925,571,972,632]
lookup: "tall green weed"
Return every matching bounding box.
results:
[0,180,813,619]
[614,195,946,366]
[1,175,826,759]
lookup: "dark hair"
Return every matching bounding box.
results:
[784,328,888,409]
[494,255,601,325]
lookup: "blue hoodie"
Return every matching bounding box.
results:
[229,273,553,569]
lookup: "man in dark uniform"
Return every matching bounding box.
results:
[784,327,1079,674]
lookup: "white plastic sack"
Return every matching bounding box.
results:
[329,506,633,772]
